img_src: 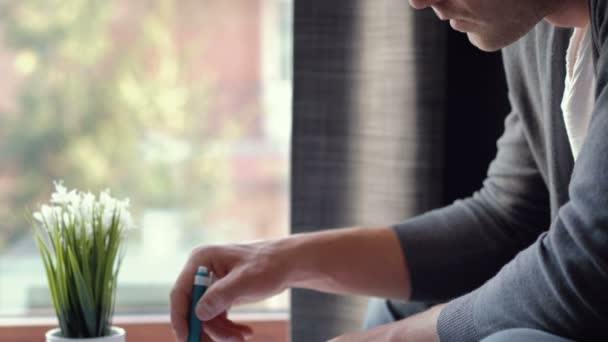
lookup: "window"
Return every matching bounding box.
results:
[0,0,292,322]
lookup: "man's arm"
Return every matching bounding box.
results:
[170,226,411,341]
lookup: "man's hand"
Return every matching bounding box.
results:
[170,241,290,342]
[329,304,446,342]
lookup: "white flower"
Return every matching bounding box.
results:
[35,182,136,235]
[75,191,95,222]
[82,192,95,213]
[99,190,114,209]
[114,198,134,230]
[119,210,134,231]
[66,190,80,207]
[34,204,62,230]
[62,212,74,227]
[102,207,114,228]
[50,181,71,205]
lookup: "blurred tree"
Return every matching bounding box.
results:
[0,0,231,251]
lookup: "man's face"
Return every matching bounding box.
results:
[409,0,554,51]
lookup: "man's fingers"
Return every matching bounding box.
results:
[199,331,214,342]
[203,316,249,342]
[215,314,254,338]
[170,284,191,342]
[187,315,254,342]
[196,271,243,320]
[171,251,206,341]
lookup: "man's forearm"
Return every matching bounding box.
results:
[281,227,411,300]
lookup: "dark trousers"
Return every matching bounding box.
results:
[363,298,430,329]
[481,329,575,342]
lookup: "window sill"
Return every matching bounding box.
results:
[0,313,289,342]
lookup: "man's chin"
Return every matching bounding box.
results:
[467,33,504,52]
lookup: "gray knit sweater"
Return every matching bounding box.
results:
[393,1,608,340]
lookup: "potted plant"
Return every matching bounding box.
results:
[32,182,134,341]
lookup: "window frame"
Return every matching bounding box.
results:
[0,313,288,341]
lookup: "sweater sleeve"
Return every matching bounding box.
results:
[437,4,608,340]
[393,99,551,302]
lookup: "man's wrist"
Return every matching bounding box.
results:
[276,228,367,291]
[277,231,331,289]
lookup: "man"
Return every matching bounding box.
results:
[170,0,608,340]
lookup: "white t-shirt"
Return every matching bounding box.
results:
[561,26,596,161]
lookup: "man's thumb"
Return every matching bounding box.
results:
[195,272,239,321]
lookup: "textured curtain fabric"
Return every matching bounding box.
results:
[290,1,447,341]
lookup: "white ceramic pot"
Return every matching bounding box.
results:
[45,327,125,342]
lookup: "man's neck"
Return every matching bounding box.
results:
[545,0,589,28]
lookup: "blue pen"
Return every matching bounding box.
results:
[188,266,212,342]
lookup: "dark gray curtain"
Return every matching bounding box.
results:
[290,1,447,341]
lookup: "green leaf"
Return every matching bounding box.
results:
[50,223,69,326]
[67,246,98,337]
[34,230,70,335]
